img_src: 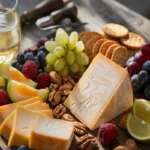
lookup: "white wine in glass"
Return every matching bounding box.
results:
[0,0,21,63]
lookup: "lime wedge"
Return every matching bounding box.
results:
[133,99,150,123]
[127,113,150,142]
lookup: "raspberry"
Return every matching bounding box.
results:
[0,89,8,106]
[22,61,37,79]
[35,72,50,89]
[24,48,33,54]
[98,123,118,145]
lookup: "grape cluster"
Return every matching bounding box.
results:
[11,39,49,74]
[44,28,89,76]
[126,43,150,99]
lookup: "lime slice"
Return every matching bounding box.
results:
[133,99,150,123]
[127,113,150,142]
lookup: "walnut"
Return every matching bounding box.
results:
[74,122,87,135]
[59,83,73,95]
[124,139,137,150]
[77,134,98,150]
[61,113,75,122]
[49,83,59,92]
[48,91,61,106]
[53,104,66,119]
[113,146,128,150]
[63,75,76,86]
[49,71,62,85]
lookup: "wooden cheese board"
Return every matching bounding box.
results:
[1,0,150,150]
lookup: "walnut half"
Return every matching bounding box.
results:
[74,122,87,136]
[61,113,75,122]
[53,104,66,119]
[77,134,98,150]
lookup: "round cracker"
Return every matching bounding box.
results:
[99,40,115,55]
[120,32,145,49]
[105,44,119,59]
[128,48,140,57]
[79,31,88,40]
[85,35,102,62]
[111,46,129,67]
[80,32,103,44]
[103,23,129,38]
[92,38,107,58]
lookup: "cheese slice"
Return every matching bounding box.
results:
[0,101,52,140]
[64,54,133,130]
[0,96,42,125]
[8,106,52,147]
[29,115,74,150]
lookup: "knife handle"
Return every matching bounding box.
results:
[51,2,78,23]
[21,0,64,25]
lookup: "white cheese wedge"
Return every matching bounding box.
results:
[64,53,133,131]
[29,115,74,150]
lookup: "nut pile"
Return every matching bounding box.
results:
[48,71,76,106]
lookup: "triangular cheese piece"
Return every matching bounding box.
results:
[64,54,133,130]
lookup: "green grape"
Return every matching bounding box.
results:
[44,41,57,53]
[54,58,66,72]
[46,53,57,65]
[78,65,86,73]
[54,46,66,58]
[59,65,69,76]
[68,32,78,50]
[66,51,75,65]
[75,41,84,52]
[70,62,79,73]
[75,52,89,66]
[55,28,69,47]
[44,65,54,72]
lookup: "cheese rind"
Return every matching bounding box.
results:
[8,106,51,147]
[64,54,133,130]
[0,96,41,125]
[29,116,74,150]
[0,101,52,140]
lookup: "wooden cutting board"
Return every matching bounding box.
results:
[1,0,150,149]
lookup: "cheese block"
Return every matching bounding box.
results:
[0,96,42,125]
[29,115,74,150]
[0,101,52,140]
[64,53,133,130]
[8,106,52,147]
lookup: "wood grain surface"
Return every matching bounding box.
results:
[1,0,150,149]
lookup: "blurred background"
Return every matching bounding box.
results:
[117,0,150,19]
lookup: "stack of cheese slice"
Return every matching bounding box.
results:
[65,53,133,131]
[0,96,74,150]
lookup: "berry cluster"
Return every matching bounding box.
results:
[126,43,150,99]
[12,41,48,74]
[11,38,50,89]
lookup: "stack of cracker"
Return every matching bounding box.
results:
[79,23,145,67]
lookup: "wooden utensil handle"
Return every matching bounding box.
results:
[51,2,78,23]
[21,0,64,24]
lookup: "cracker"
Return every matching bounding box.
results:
[85,35,102,62]
[79,32,88,41]
[105,44,119,59]
[103,23,129,38]
[80,32,103,44]
[120,32,145,49]
[99,40,115,55]
[111,46,129,67]
[128,49,140,57]
[92,38,107,58]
